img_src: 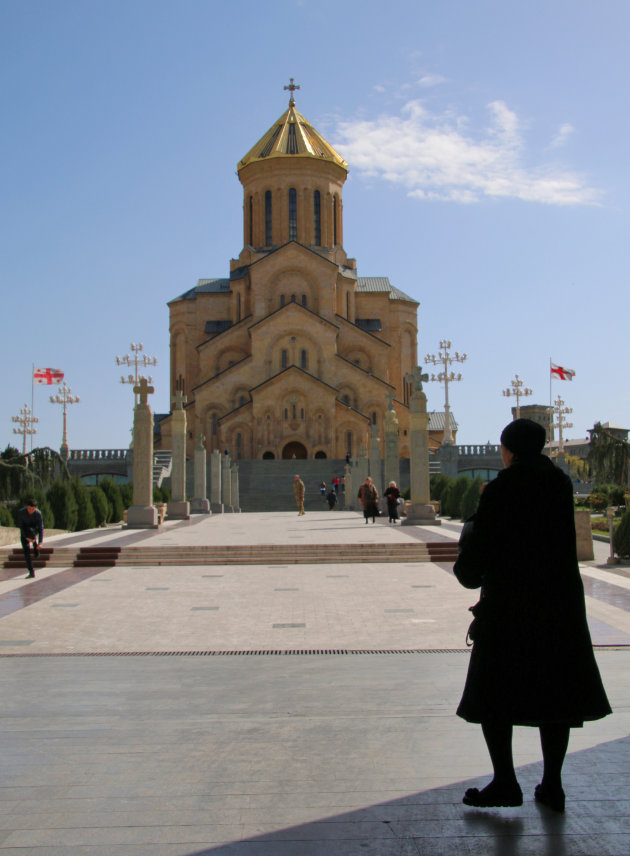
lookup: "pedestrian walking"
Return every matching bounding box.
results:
[326,489,337,510]
[293,475,306,516]
[16,498,44,579]
[357,476,379,524]
[384,481,401,523]
[454,419,611,812]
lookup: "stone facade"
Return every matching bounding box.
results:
[158,94,426,462]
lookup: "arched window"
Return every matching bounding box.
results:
[292,403,297,419]
[236,433,242,459]
[236,292,241,322]
[284,408,288,420]
[239,395,246,406]
[301,294,307,307]
[280,294,285,307]
[300,349,307,369]
[248,196,253,246]
[333,195,338,246]
[300,408,304,419]
[371,411,377,425]
[347,431,352,456]
[289,188,297,241]
[281,349,288,369]
[343,394,350,406]
[314,190,321,245]
[265,190,272,246]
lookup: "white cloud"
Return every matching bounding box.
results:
[334,100,599,206]
[417,74,447,88]
[550,123,575,148]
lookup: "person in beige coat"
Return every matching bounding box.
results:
[293,475,305,515]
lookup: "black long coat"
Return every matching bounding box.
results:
[454,455,611,727]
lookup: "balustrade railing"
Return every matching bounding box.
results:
[68,449,129,461]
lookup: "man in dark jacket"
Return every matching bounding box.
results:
[16,499,44,579]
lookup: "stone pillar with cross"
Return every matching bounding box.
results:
[191,434,211,514]
[167,390,190,520]
[126,377,159,529]
[402,367,440,526]
[383,390,400,494]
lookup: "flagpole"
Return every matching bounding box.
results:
[549,357,553,456]
[31,363,34,452]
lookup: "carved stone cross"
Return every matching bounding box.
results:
[171,389,187,411]
[406,366,429,393]
[133,376,154,405]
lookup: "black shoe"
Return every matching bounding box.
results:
[25,573,35,579]
[534,783,565,813]
[33,548,39,558]
[463,781,523,808]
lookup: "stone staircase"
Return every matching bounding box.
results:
[236,459,350,512]
[1,540,458,569]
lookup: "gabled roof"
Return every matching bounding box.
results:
[249,364,340,396]
[238,102,347,171]
[427,412,459,431]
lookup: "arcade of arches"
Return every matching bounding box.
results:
[158,89,449,461]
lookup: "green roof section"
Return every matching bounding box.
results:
[356,277,417,304]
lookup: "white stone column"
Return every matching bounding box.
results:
[126,378,158,529]
[191,434,210,514]
[402,367,440,526]
[221,452,233,512]
[230,462,241,513]
[167,390,190,520]
[210,449,223,513]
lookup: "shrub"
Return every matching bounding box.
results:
[120,483,133,509]
[0,505,14,526]
[460,476,484,520]
[71,478,96,531]
[613,510,630,558]
[100,478,124,523]
[430,474,453,503]
[89,486,110,526]
[46,481,78,531]
[588,492,608,512]
[441,476,471,519]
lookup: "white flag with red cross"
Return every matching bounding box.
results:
[550,363,575,381]
[33,368,64,385]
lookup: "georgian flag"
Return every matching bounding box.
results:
[551,363,575,381]
[33,367,64,385]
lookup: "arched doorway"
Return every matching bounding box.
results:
[282,441,307,459]
[262,450,275,460]
[314,450,327,459]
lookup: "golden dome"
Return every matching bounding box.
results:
[238,101,348,172]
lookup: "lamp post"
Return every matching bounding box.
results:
[116,343,157,406]
[502,374,533,419]
[551,395,573,455]
[12,404,38,455]
[424,340,467,445]
[50,382,80,460]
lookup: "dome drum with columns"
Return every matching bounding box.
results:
[160,85,431,461]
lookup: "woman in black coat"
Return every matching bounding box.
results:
[454,419,610,812]
[384,481,401,523]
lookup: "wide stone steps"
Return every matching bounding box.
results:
[1,541,458,568]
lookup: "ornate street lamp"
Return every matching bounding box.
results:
[12,404,38,455]
[551,395,573,454]
[502,374,533,419]
[50,382,79,460]
[116,343,157,406]
[424,339,467,445]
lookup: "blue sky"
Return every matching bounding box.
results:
[2,0,628,452]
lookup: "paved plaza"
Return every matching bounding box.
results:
[0,510,629,854]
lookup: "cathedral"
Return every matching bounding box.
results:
[158,86,442,462]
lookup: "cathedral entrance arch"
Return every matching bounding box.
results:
[314,450,327,459]
[282,441,307,459]
[262,451,275,460]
